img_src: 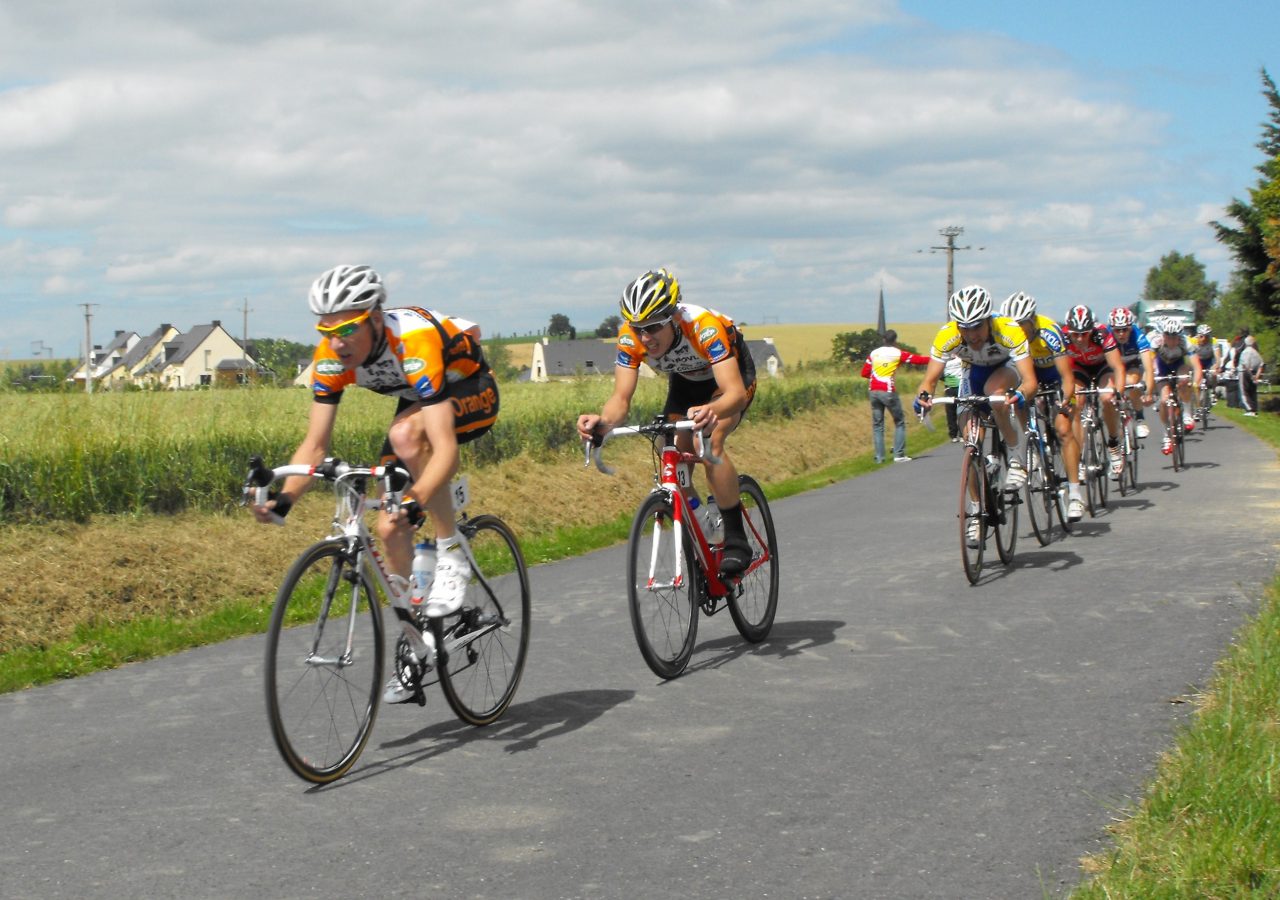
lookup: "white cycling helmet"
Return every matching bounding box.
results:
[1160,316,1185,334]
[1000,291,1037,321]
[1108,306,1136,328]
[948,285,992,326]
[1195,323,1213,336]
[308,265,386,315]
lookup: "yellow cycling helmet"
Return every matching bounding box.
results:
[620,268,681,324]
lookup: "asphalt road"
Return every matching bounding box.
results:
[3,415,1278,899]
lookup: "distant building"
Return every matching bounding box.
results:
[744,338,784,378]
[133,320,259,388]
[529,338,621,382]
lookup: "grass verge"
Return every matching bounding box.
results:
[1071,405,1280,897]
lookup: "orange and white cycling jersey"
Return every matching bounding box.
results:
[310,307,484,405]
[615,303,739,382]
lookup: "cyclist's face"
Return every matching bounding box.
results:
[1069,329,1091,347]
[634,318,675,354]
[958,320,989,347]
[318,309,379,370]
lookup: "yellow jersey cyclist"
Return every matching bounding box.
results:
[249,265,499,702]
[999,291,1086,521]
[576,268,757,576]
[914,286,1038,545]
[1107,306,1156,439]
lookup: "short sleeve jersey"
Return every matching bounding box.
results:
[310,307,483,405]
[1149,332,1189,366]
[929,316,1029,367]
[1116,327,1153,364]
[1193,335,1218,365]
[1062,323,1119,368]
[1023,315,1068,371]
[615,303,738,382]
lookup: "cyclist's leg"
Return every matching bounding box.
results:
[981,363,1023,487]
[1098,370,1124,477]
[1055,392,1084,519]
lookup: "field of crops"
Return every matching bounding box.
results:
[0,370,871,522]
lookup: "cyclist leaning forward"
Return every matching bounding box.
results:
[576,268,757,576]
[1106,306,1156,439]
[1150,316,1204,455]
[999,291,1085,521]
[1060,305,1127,480]
[249,264,499,702]
[914,285,1038,547]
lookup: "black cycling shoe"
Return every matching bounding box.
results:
[719,536,752,576]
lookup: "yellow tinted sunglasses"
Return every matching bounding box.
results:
[316,309,372,338]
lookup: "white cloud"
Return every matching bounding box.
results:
[0,0,1240,356]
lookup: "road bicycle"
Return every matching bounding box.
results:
[1021,386,1070,546]
[1154,374,1192,472]
[928,395,1019,585]
[1073,383,1112,516]
[244,456,530,784]
[586,418,779,679]
[1116,384,1144,496]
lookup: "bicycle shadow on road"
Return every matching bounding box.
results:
[1008,546,1085,573]
[680,618,845,677]
[1107,497,1156,511]
[1140,478,1181,493]
[311,689,636,791]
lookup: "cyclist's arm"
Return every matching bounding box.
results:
[1189,353,1204,388]
[1053,355,1077,405]
[577,364,640,440]
[1013,355,1037,403]
[1141,350,1156,397]
[254,400,338,521]
[1105,348,1125,403]
[700,356,748,422]
[915,357,945,399]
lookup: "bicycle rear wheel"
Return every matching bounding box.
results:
[627,492,699,678]
[959,449,986,585]
[265,539,383,784]
[727,475,778,643]
[436,515,530,726]
[992,438,1017,565]
[1047,431,1071,535]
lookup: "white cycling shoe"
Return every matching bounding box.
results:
[1067,497,1085,522]
[424,535,472,617]
[1135,421,1150,438]
[1004,460,1027,491]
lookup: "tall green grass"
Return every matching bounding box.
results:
[0,373,866,522]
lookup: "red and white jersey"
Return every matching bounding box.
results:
[861,346,928,392]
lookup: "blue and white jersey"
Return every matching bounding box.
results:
[1116,327,1153,364]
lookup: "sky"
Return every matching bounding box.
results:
[0,0,1275,359]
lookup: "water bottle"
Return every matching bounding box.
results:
[411,539,436,605]
[704,495,723,544]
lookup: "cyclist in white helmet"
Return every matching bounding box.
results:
[914,286,1038,547]
[250,265,500,703]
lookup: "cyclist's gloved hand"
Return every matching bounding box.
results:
[398,498,426,529]
[1006,389,1026,409]
[267,490,292,519]
[913,391,931,416]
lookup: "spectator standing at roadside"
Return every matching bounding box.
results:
[1239,336,1265,417]
[942,354,964,442]
[861,329,929,463]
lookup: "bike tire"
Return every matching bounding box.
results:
[993,437,1017,565]
[959,449,986,585]
[627,492,699,679]
[1174,417,1186,470]
[1023,433,1050,547]
[1125,419,1140,493]
[265,538,383,785]
[436,515,531,726]
[1095,429,1110,509]
[727,475,779,643]
[1047,430,1071,535]
[1082,424,1100,517]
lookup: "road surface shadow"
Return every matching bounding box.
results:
[309,688,636,790]
[680,618,845,676]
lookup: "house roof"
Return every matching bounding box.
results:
[744,338,783,370]
[118,324,176,372]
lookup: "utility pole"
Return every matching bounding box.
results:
[241,296,252,384]
[929,225,975,315]
[79,303,97,394]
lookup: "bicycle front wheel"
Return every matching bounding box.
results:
[437,515,530,726]
[265,539,383,784]
[959,449,986,585]
[627,492,699,679]
[1083,424,1104,516]
[728,475,779,643]
[1126,419,1140,493]
[1023,433,1049,546]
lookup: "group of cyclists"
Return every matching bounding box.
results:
[250,263,759,704]
[914,285,1211,547]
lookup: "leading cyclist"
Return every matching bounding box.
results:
[576,268,757,576]
[914,286,1037,546]
[249,265,500,702]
